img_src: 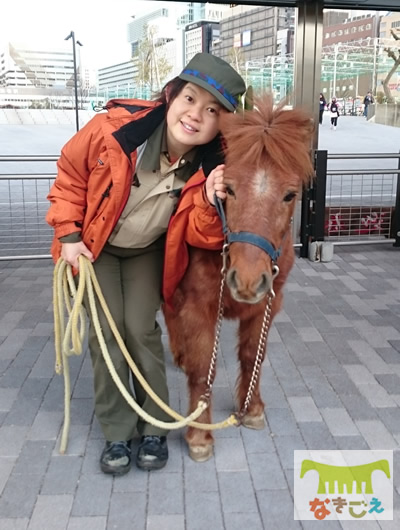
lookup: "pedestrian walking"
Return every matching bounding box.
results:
[329,97,340,130]
[363,91,374,118]
[319,92,326,124]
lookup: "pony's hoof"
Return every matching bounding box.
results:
[241,412,265,430]
[188,444,213,462]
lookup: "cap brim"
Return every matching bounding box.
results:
[179,72,235,112]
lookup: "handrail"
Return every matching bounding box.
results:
[0,155,59,162]
[0,174,56,179]
[328,153,400,160]
[327,169,400,176]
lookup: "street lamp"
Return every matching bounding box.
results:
[65,31,83,132]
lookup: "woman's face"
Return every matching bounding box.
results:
[166,82,226,157]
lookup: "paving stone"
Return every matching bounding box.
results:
[355,420,397,449]
[247,450,287,490]
[339,394,379,421]
[319,407,359,436]
[218,471,258,513]
[274,434,306,470]
[375,374,400,394]
[223,513,264,530]
[257,489,302,529]
[288,396,323,423]
[28,494,73,530]
[13,440,54,475]
[71,474,112,517]
[0,472,42,518]
[147,515,185,530]
[357,382,397,408]
[215,436,248,472]
[267,407,299,436]
[41,456,82,494]
[183,454,219,492]
[185,491,224,530]
[148,472,184,515]
[298,422,337,450]
[108,492,147,530]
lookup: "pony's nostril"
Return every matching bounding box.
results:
[226,269,238,290]
[257,273,270,294]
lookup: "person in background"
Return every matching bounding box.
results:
[329,96,340,130]
[319,92,326,125]
[363,91,374,118]
[46,53,246,476]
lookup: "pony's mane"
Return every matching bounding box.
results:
[220,95,314,185]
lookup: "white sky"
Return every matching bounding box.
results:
[1,1,176,70]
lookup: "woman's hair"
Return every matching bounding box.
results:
[153,77,188,109]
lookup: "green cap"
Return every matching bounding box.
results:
[179,53,246,112]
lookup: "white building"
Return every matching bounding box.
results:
[0,42,78,108]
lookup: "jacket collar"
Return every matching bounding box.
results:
[112,103,166,158]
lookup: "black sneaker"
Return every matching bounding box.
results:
[100,440,132,475]
[136,435,168,471]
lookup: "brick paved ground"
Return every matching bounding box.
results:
[0,244,399,529]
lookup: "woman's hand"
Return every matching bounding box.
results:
[205,164,226,205]
[61,241,94,270]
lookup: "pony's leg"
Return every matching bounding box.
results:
[237,296,282,429]
[236,314,266,430]
[164,301,216,462]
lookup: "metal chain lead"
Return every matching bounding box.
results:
[204,243,230,399]
[238,294,273,418]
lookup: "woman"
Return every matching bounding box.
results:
[46,53,246,476]
[329,96,340,130]
[319,92,326,124]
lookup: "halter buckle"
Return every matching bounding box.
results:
[221,242,230,274]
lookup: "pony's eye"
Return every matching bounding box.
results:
[226,186,236,198]
[283,192,296,202]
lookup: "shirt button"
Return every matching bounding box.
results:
[181,159,185,165]
[166,185,171,189]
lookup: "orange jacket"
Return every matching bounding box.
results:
[46,98,224,304]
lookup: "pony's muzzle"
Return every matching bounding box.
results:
[226,268,272,304]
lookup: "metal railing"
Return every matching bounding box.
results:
[0,155,57,260]
[307,151,400,250]
[2,153,400,261]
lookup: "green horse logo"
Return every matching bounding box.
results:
[300,459,390,494]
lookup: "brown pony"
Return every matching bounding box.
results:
[163,95,314,462]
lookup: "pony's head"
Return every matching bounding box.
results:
[218,95,314,304]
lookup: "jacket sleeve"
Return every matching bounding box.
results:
[46,115,104,239]
[185,185,224,249]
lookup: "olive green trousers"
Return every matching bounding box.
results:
[83,239,170,441]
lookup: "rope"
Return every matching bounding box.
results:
[53,256,238,454]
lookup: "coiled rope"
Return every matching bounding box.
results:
[53,256,238,454]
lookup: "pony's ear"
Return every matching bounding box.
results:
[244,85,254,111]
[236,85,254,113]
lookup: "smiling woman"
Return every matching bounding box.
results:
[45,52,246,475]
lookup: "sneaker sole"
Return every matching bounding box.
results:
[136,458,168,471]
[100,462,131,476]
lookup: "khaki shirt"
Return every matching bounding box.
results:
[108,121,197,248]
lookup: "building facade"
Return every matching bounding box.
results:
[184,20,220,63]
[0,42,79,108]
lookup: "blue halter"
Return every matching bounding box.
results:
[214,196,281,263]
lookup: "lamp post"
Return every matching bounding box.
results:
[65,31,83,131]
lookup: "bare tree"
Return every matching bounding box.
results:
[227,47,246,77]
[383,29,400,103]
[134,25,173,95]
